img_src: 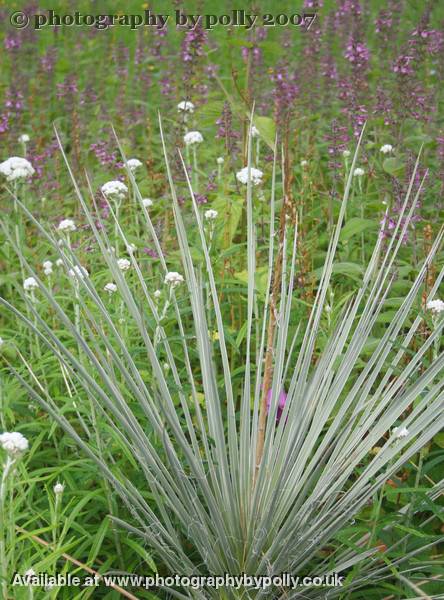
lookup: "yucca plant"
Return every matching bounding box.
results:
[1,118,443,599]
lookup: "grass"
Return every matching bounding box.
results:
[1,1,444,598]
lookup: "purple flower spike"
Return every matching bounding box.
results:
[266,389,288,422]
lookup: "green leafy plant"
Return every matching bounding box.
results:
[1,121,443,599]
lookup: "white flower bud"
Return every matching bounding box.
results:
[53,482,64,494]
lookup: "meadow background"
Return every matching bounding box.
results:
[0,0,444,598]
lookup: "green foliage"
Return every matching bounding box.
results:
[0,2,444,597]
[0,123,442,599]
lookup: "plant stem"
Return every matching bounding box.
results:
[192,145,199,190]
[254,136,296,483]
[402,446,426,557]
[0,456,14,599]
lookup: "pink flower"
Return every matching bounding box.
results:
[266,389,288,421]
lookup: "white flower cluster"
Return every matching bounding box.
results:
[342,150,351,158]
[380,144,394,154]
[57,219,76,233]
[236,167,263,186]
[204,209,218,221]
[393,426,409,439]
[216,157,224,165]
[104,282,117,294]
[117,258,131,271]
[101,180,128,200]
[184,131,203,146]
[164,272,184,287]
[426,299,444,314]
[251,125,260,138]
[19,134,30,143]
[0,156,35,182]
[353,168,365,177]
[126,158,143,173]
[43,260,53,276]
[68,265,89,280]
[142,198,153,208]
[177,100,195,113]
[0,431,29,456]
[23,276,38,291]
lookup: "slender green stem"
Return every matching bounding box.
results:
[402,447,426,556]
[0,456,15,599]
[367,485,385,550]
[154,288,172,349]
[192,145,199,190]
